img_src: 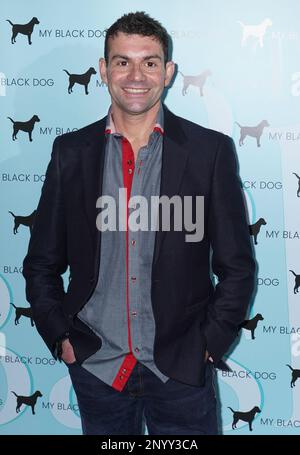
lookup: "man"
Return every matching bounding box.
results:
[22,11,256,435]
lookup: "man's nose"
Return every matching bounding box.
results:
[128,63,146,81]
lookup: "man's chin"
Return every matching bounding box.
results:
[118,102,159,116]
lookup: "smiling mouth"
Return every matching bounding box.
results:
[123,88,150,94]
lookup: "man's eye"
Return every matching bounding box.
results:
[117,61,128,66]
[146,61,156,67]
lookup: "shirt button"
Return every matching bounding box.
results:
[131,239,136,246]
[132,311,137,316]
[122,368,127,373]
[134,347,140,353]
[127,160,132,165]
[119,375,124,380]
[131,276,136,281]
[128,168,133,174]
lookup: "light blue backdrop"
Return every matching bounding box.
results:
[1,0,300,435]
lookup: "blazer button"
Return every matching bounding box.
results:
[68,314,73,320]
[89,277,95,283]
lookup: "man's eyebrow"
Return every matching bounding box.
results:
[110,54,162,61]
[143,55,162,60]
[110,54,129,61]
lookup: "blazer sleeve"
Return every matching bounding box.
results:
[22,135,70,358]
[204,134,256,365]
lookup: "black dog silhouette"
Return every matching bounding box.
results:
[63,67,97,94]
[286,364,300,388]
[7,115,40,142]
[292,173,300,197]
[236,120,269,147]
[11,390,42,415]
[238,313,264,339]
[249,217,267,245]
[9,210,36,234]
[289,270,300,294]
[178,69,212,96]
[6,17,39,45]
[228,406,261,431]
[10,303,34,326]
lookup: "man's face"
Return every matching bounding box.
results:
[99,32,174,115]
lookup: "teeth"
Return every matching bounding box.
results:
[124,88,149,93]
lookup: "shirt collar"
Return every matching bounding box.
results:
[105,102,164,136]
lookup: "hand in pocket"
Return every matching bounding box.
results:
[61,338,76,364]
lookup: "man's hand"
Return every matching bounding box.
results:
[61,338,76,364]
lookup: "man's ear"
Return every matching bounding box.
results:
[164,61,175,87]
[99,57,108,85]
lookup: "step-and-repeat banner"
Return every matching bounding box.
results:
[1,0,300,435]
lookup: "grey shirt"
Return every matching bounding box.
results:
[77,102,170,391]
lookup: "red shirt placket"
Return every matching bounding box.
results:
[111,137,138,391]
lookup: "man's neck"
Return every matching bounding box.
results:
[111,102,161,145]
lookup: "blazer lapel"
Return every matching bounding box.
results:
[81,117,107,249]
[152,105,189,268]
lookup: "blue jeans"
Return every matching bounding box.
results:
[67,360,218,435]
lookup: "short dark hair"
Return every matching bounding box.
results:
[104,11,170,64]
